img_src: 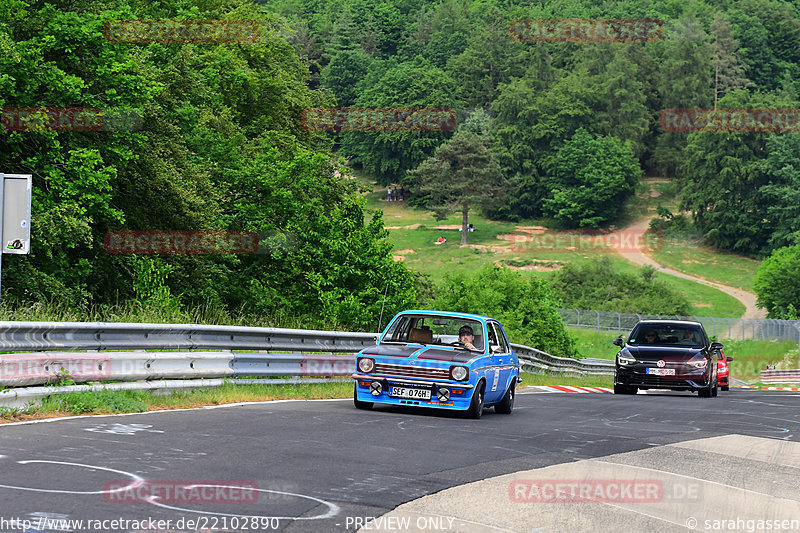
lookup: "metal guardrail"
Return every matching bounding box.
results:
[0,321,609,409]
[760,369,800,384]
[0,321,377,352]
[557,308,800,342]
[512,344,614,376]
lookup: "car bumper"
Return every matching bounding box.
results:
[352,373,474,411]
[616,367,714,391]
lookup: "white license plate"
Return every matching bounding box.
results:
[390,387,431,399]
[646,368,676,376]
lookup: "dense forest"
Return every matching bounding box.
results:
[264,0,800,255]
[0,0,416,327]
[2,0,800,326]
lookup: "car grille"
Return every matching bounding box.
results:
[373,362,449,380]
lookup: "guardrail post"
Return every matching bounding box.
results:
[596,310,600,332]
[576,309,581,328]
[617,312,621,335]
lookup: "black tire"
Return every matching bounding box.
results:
[466,382,485,419]
[711,380,718,397]
[353,383,373,410]
[721,385,729,391]
[614,384,636,395]
[698,380,713,398]
[495,381,515,414]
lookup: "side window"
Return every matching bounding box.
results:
[498,325,511,353]
[489,323,509,354]
[487,323,498,347]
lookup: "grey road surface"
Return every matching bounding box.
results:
[0,390,798,533]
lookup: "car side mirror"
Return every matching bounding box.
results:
[726,356,733,362]
[612,338,624,347]
[710,342,723,351]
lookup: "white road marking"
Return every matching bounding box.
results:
[0,459,142,494]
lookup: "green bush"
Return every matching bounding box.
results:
[431,265,578,358]
[754,244,800,319]
[550,257,691,316]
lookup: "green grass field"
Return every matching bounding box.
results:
[651,237,761,292]
[364,183,747,318]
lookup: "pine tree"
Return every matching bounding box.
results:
[711,13,753,109]
[408,130,503,245]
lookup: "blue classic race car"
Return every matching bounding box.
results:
[352,310,521,419]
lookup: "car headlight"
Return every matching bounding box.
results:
[617,354,636,365]
[358,358,374,373]
[688,356,707,369]
[450,366,469,381]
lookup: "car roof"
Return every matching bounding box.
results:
[635,319,703,326]
[393,309,494,322]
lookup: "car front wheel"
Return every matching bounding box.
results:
[353,384,373,410]
[698,379,715,398]
[467,382,485,419]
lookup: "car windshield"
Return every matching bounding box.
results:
[628,324,705,347]
[381,314,485,351]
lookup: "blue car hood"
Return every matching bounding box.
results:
[361,343,479,363]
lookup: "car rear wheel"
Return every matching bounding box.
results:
[495,381,515,414]
[721,385,729,391]
[353,383,373,410]
[614,384,636,394]
[711,380,718,397]
[466,382,485,419]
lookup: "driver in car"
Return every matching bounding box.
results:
[459,325,477,350]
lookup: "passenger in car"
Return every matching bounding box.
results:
[643,330,659,344]
[459,325,477,350]
[681,329,700,344]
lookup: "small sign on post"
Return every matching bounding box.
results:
[0,173,33,299]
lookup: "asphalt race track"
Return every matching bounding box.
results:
[0,389,799,533]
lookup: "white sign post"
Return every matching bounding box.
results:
[0,173,33,298]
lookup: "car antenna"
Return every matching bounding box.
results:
[377,281,390,333]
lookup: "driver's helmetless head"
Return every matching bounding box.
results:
[459,325,474,340]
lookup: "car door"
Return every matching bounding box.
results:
[486,322,512,402]
[496,322,517,394]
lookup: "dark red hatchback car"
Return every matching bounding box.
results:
[613,320,723,397]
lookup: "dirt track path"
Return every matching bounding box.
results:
[610,216,766,319]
